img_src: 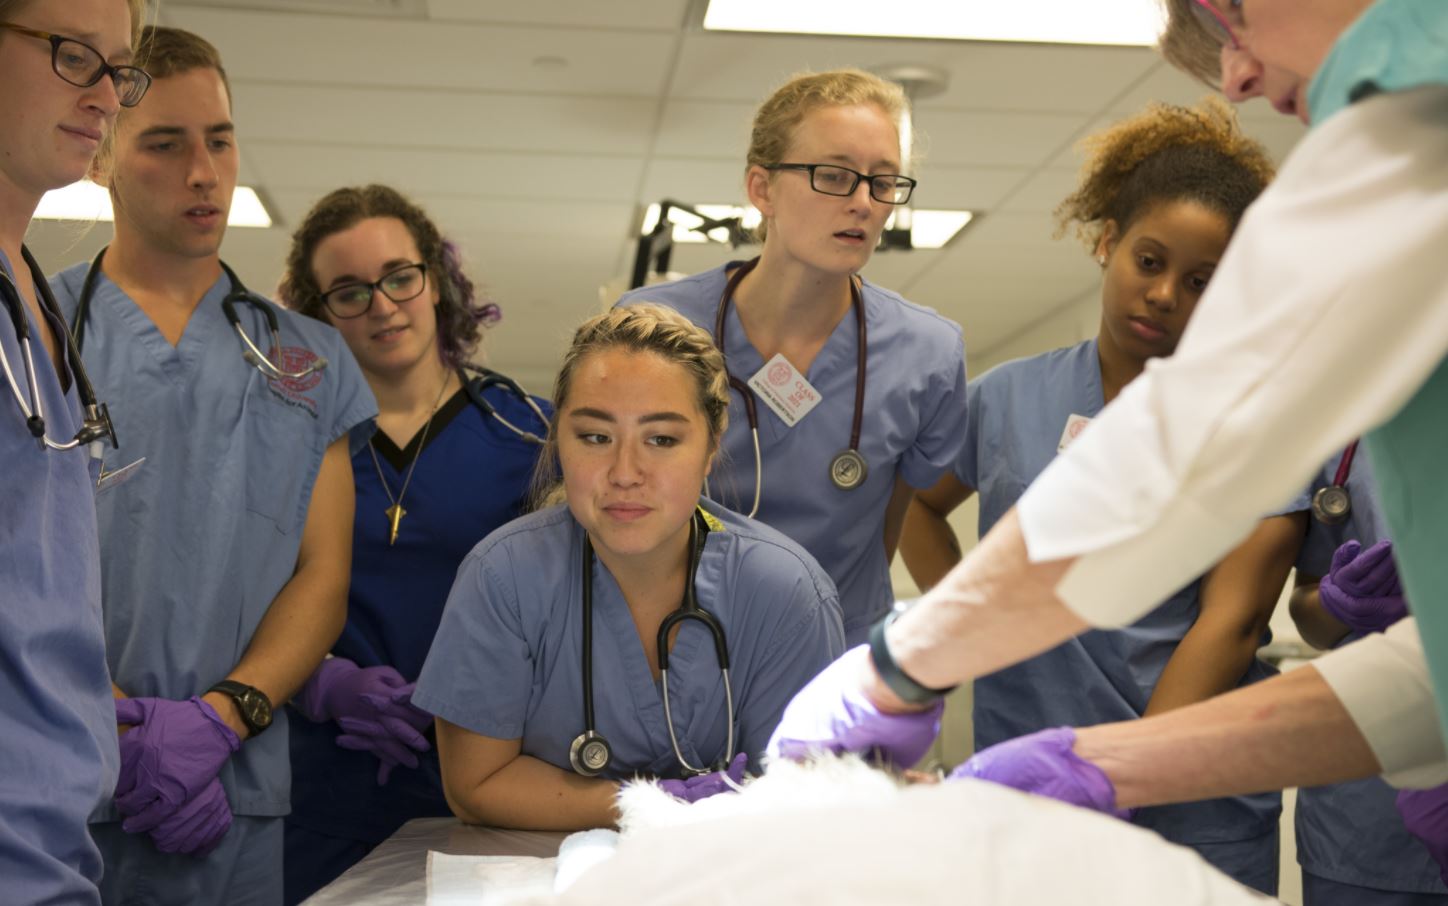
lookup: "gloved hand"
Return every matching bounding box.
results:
[113,697,241,832]
[1398,784,1448,886]
[948,727,1133,820]
[147,777,233,857]
[658,753,748,803]
[765,645,943,769]
[297,657,434,786]
[1319,539,1408,634]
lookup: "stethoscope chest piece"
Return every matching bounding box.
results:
[830,448,868,490]
[1311,485,1352,525]
[569,730,613,776]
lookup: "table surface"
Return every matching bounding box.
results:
[304,818,567,906]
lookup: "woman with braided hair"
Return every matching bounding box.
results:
[897,98,1301,895]
[413,304,845,831]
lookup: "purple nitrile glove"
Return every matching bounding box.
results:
[657,753,749,803]
[948,726,1134,820]
[147,777,233,857]
[113,696,241,833]
[1319,539,1408,634]
[1398,784,1448,886]
[297,658,433,786]
[765,645,943,769]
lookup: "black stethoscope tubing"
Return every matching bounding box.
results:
[73,248,327,382]
[569,508,735,779]
[458,362,548,445]
[0,245,117,453]
[1311,439,1359,525]
[712,257,868,512]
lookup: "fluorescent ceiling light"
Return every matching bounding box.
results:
[703,0,1164,46]
[641,203,972,250]
[35,182,274,228]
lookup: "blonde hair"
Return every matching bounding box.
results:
[747,69,907,241]
[1157,0,1227,87]
[1054,97,1274,252]
[531,304,730,508]
[0,0,149,50]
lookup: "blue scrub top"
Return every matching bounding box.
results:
[1293,452,1448,895]
[618,263,968,643]
[0,251,117,906]
[960,339,1288,849]
[413,500,846,779]
[50,263,377,818]
[289,382,550,845]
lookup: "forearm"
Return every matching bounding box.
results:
[898,500,962,592]
[1289,582,1352,651]
[882,508,1087,700]
[1077,665,1380,808]
[1144,618,1270,716]
[881,476,914,563]
[222,562,348,711]
[445,754,621,831]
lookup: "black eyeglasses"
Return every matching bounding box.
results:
[765,163,917,205]
[320,263,429,319]
[0,23,151,107]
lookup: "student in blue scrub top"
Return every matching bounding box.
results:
[1287,449,1448,906]
[617,68,967,646]
[0,1,142,902]
[275,185,550,903]
[49,27,375,906]
[414,304,846,830]
[898,99,1303,896]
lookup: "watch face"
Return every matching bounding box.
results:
[239,690,273,730]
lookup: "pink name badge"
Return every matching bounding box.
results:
[748,353,823,428]
[1057,414,1092,453]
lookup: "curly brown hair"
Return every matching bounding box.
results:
[1054,96,1275,252]
[278,185,499,369]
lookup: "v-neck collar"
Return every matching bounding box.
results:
[369,386,469,472]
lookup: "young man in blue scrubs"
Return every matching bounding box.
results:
[0,0,143,902]
[49,26,375,905]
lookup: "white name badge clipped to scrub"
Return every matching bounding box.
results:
[1058,414,1092,453]
[748,353,823,428]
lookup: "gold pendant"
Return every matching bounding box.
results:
[385,503,407,546]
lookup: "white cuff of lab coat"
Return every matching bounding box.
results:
[1313,618,1448,788]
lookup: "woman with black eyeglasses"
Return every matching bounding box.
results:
[276,184,550,904]
[617,68,968,650]
[0,1,145,903]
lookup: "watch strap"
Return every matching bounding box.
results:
[868,609,957,706]
[206,680,271,735]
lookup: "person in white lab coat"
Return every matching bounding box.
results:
[767,0,1448,880]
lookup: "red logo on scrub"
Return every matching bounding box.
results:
[768,362,792,386]
[1067,419,1088,442]
[265,345,323,416]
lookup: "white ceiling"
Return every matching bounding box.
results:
[24,0,1306,388]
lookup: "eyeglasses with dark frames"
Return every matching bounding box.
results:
[765,163,918,205]
[0,23,152,107]
[1187,0,1243,50]
[320,263,429,319]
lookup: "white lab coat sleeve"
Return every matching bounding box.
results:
[1312,618,1448,789]
[1014,85,1448,628]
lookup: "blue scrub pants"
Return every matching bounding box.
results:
[92,816,282,906]
[282,823,372,905]
[1191,828,1279,898]
[1304,872,1448,906]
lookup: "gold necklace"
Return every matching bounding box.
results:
[369,371,451,546]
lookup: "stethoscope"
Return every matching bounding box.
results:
[569,508,736,779]
[712,257,868,518]
[1312,440,1359,525]
[73,248,328,382]
[0,245,119,460]
[459,362,548,445]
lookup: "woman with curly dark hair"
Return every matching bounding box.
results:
[276,184,549,903]
[896,98,1298,896]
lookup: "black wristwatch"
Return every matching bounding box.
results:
[868,607,958,706]
[206,680,274,736]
